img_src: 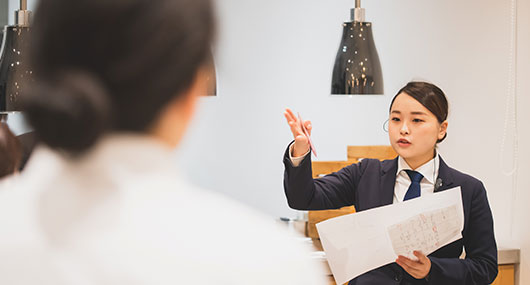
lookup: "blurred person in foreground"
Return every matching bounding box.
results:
[0,0,326,284]
[0,121,22,178]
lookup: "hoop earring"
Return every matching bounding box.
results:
[382,119,389,133]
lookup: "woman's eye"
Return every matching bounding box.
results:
[412,118,424,123]
[391,117,400,122]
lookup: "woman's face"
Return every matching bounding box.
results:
[388,93,447,167]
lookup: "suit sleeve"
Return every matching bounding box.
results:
[283,141,363,210]
[428,181,498,284]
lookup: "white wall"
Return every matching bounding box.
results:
[7,0,36,25]
[513,0,529,283]
[1,0,8,26]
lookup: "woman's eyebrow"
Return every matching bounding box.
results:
[391,110,401,114]
[410,111,428,115]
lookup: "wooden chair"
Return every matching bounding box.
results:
[307,146,396,240]
[347,145,397,161]
[491,265,515,285]
[307,160,357,239]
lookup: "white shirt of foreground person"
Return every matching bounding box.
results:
[0,134,326,285]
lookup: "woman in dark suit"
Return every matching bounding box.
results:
[283,81,498,285]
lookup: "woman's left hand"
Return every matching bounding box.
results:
[395,251,431,279]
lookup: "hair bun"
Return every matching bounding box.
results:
[22,70,110,154]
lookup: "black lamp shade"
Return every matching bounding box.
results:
[203,50,217,96]
[331,21,383,95]
[0,26,32,112]
[205,63,217,96]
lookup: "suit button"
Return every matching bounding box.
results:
[394,275,401,282]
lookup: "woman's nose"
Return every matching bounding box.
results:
[400,123,409,135]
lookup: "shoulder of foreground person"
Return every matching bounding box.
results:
[130,179,329,284]
[44,174,330,285]
[0,156,329,284]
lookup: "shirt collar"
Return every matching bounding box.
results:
[396,151,440,184]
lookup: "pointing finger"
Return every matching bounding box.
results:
[284,111,294,123]
[285,108,297,122]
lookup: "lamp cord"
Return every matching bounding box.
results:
[499,0,519,240]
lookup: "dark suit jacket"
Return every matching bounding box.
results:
[283,143,498,285]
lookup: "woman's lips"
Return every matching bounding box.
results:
[397,138,411,147]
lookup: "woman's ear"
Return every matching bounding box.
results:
[438,120,448,141]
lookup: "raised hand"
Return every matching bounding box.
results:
[283,108,312,157]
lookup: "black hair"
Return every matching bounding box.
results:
[389,81,449,143]
[0,122,22,177]
[21,0,215,154]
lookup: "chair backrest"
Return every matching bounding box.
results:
[311,160,356,178]
[307,145,396,239]
[307,204,356,239]
[307,160,357,239]
[347,145,397,161]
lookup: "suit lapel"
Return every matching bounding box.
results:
[378,156,454,205]
[434,156,455,192]
[379,158,398,206]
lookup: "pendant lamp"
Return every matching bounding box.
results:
[331,0,383,95]
[204,51,217,96]
[0,0,33,113]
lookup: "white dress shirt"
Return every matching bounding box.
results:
[289,143,440,204]
[0,135,326,285]
[288,143,310,167]
[393,153,439,203]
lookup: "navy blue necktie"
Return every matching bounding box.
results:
[404,170,423,201]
